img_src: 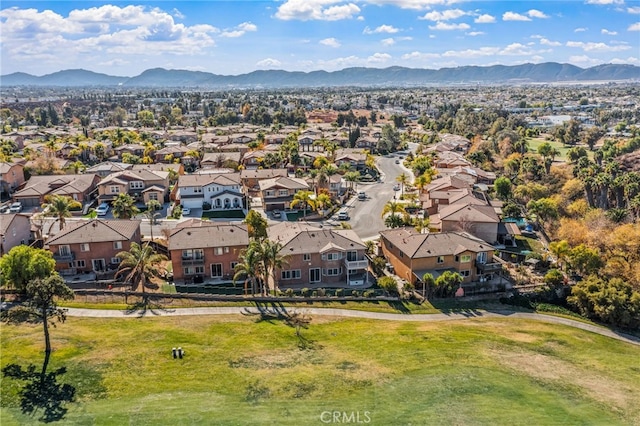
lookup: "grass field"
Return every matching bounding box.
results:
[527,137,572,162]
[2,314,639,425]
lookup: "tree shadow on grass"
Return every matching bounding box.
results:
[244,302,319,350]
[386,300,412,314]
[125,294,175,318]
[2,364,75,423]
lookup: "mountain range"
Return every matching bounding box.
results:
[1,63,639,88]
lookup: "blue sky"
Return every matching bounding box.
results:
[1,1,639,76]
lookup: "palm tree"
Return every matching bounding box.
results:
[70,160,85,174]
[233,242,263,295]
[144,200,162,243]
[116,242,167,294]
[413,174,431,193]
[344,171,360,193]
[381,201,408,228]
[258,239,288,295]
[396,173,410,197]
[42,195,80,231]
[290,190,316,219]
[315,193,332,216]
[112,193,139,219]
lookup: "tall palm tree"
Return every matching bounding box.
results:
[112,193,140,219]
[116,242,167,294]
[344,171,360,192]
[315,193,332,216]
[291,190,316,219]
[42,195,80,231]
[396,173,410,197]
[413,174,431,193]
[258,239,288,295]
[233,242,263,296]
[144,200,162,243]
[381,200,408,228]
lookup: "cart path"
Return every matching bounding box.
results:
[65,306,640,346]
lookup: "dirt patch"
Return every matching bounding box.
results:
[486,347,634,411]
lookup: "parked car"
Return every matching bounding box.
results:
[395,159,400,164]
[95,202,110,216]
[182,207,191,216]
[393,184,400,191]
[272,209,281,218]
[8,202,22,213]
[337,210,349,221]
[0,205,8,214]
[357,191,366,200]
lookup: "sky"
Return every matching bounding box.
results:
[1,0,639,77]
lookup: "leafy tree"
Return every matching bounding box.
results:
[421,273,436,299]
[290,190,316,219]
[244,210,268,240]
[257,239,288,295]
[434,271,463,297]
[115,242,167,294]
[567,244,603,277]
[381,201,408,228]
[0,246,56,291]
[112,193,139,219]
[527,197,558,224]
[568,275,640,328]
[544,269,565,289]
[549,240,571,271]
[377,276,398,295]
[493,176,512,201]
[396,173,410,197]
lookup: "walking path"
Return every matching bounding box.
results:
[65,306,640,346]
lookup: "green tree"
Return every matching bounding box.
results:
[549,240,571,271]
[115,242,167,294]
[244,210,268,240]
[234,241,264,295]
[258,239,288,295]
[396,173,410,197]
[377,276,398,295]
[544,269,565,289]
[42,195,81,231]
[567,244,603,277]
[112,193,139,219]
[493,176,512,201]
[381,200,407,225]
[0,246,56,291]
[290,190,316,219]
[421,272,436,299]
[434,270,463,297]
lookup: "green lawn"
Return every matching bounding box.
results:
[201,209,245,219]
[2,315,639,425]
[527,137,572,162]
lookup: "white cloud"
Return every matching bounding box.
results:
[527,9,549,19]
[256,58,282,68]
[574,27,588,32]
[466,31,484,36]
[275,0,360,21]
[172,9,185,19]
[442,43,540,58]
[503,12,531,21]
[363,24,400,34]
[566,41,632,51]
[569,55,602,66]
[319,37,341,47]
[220,22,257,38]
[367,52,392,63]
[366,0,455,10]
[428,22,470,30]
[601,28,618,35]
[474,14,496,24]
[585,0,623,4]
[539,38,561,46]
[381,36,412,46]
[401,51,441,60]
[419,9,467,21]
[316,55,361,70]
[610,56,640,65]
[628,6,640,14]
[629,22,640,31]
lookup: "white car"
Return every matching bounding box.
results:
[337,210,349,221]
[8,202,22,213]
[95,202,110,216]
[393,184,401,191]
[182,207,191,216]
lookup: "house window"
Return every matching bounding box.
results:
[194,266,204,275]
[460,270,470,277]
[80,243,90,252]
[110,186,120,194]
[194,249,204,259]
[215,247,223,255]
[325,268,342,276]
[211,263,223,277]
[477,252,487,263]
[303,253,311,261]
[347,251,358,261]
[59,245,71,256]
[184,266,194,275]
[148,192,158,201]
[265,190,275,197]
[193,187,202,193]
[113,241,122,250]
[281,270,301,280]
[309,268,321,283]
[437,256,445,264]
[224,247,229,253]
[230,261,238,271]
[460,255,472,263]
[182,249,193,259]
[130,181,144,190]
[278,189,288,196]
[75,260,85,268]
[325,252,341,261]
[111,257,121,265]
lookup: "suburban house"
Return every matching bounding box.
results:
[335,150,367,171]
[268,222,369,288]
[85,161,131,178]
[97,169,169,205]
[379,228,500,286]
[12,174,101,207]
[176,172,244,211]
[258,176,309,212]
[240,168,288,192]
[114,143,145,159]
[168,219,249,284]
[201,152,242,169]
[241,150,269,169]
[0,213,31,256]
[46,219,141,276]
[421,187,488,216]
[0,161,25,198]
[429,202,500,245]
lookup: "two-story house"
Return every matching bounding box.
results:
[268,222,369,289]
[0,213,31,256]
[12,174,101,207]
[240,168,288,193]
[98,169,169,205]
[258,176,309,212]
[429,202,500,245]
[46,219,141,275]
[379,228,500,287]
[168,219,249,284]
[176,172,244,211]
[334,150,367,171]
[0,161,25,198]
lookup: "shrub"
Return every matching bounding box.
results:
[301,288,310,297]
[352,290,361,298]
[311,291,318,297]
[284,288,294,297]
[363,290,375,298]
[377,276,398,294]
[335,288,344,297]
[202,201,211,211]
[317,288,326,297]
